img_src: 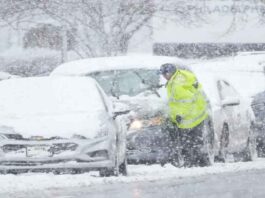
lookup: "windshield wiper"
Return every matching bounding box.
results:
[110,75,120,99]
[110,83,119,99]
[133,71,162,98]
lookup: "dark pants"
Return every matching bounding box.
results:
[163,119,210,167]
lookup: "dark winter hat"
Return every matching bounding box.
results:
[158,63,177,75]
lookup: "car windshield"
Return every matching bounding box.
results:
[88,69,160,97]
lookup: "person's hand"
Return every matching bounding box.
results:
[176,115,182,123]
[193,82,199,89]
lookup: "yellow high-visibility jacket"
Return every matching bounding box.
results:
[166,69,208,129]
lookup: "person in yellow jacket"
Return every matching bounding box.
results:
[159,63,211,167]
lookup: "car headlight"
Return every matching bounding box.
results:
[129,116,163,131]
[129,119,143,130]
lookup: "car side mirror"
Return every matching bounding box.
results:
[221,97,240,107]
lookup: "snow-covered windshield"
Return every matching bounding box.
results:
[88,69,160,97]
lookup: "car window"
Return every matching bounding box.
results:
[88,69,160,97]
[217,80,239,100]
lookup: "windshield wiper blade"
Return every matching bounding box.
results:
[133,71,162,98]
[133,71,146,84]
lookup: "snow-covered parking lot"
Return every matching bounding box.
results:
[2,159,265,196]
[2,0,265,197]
[0,54,263,197]
[0,159,261,187]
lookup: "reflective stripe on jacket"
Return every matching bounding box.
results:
[166,69,208,129]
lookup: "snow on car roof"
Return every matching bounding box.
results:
[190,54,265,98]
[0,77,107,138]
[190,53,265,73]
[51,55,185,76]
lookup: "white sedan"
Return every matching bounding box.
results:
[0,77,128,176]
[196,71,257,163]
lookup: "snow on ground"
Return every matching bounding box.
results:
[2,159,265,193]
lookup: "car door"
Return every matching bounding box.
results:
[217,80,247,151]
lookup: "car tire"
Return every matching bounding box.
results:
[219,124,231,162]
[99,168,115,177]
[118,157,128,176]
[256,137,265,158]
[243,124,257,161]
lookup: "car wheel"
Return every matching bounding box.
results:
[99,168,115,177]
[118,157,128,176]
[256,137,264,157]
[52,169,61,175]
[219,124,231,162]
[243,124,257,161]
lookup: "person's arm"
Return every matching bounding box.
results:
[182,71,199,90]
[170,79,194,122]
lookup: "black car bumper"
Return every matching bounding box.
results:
[126,126,171,164]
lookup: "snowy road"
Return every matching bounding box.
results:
[2,159,265,198]
[5,169,265,198]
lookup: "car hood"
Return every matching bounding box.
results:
[0,111,104,139]
[113,94,167,118]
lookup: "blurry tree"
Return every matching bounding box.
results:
[0,0,208,58]
[0,0,155,57]
[23,24,75,50]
